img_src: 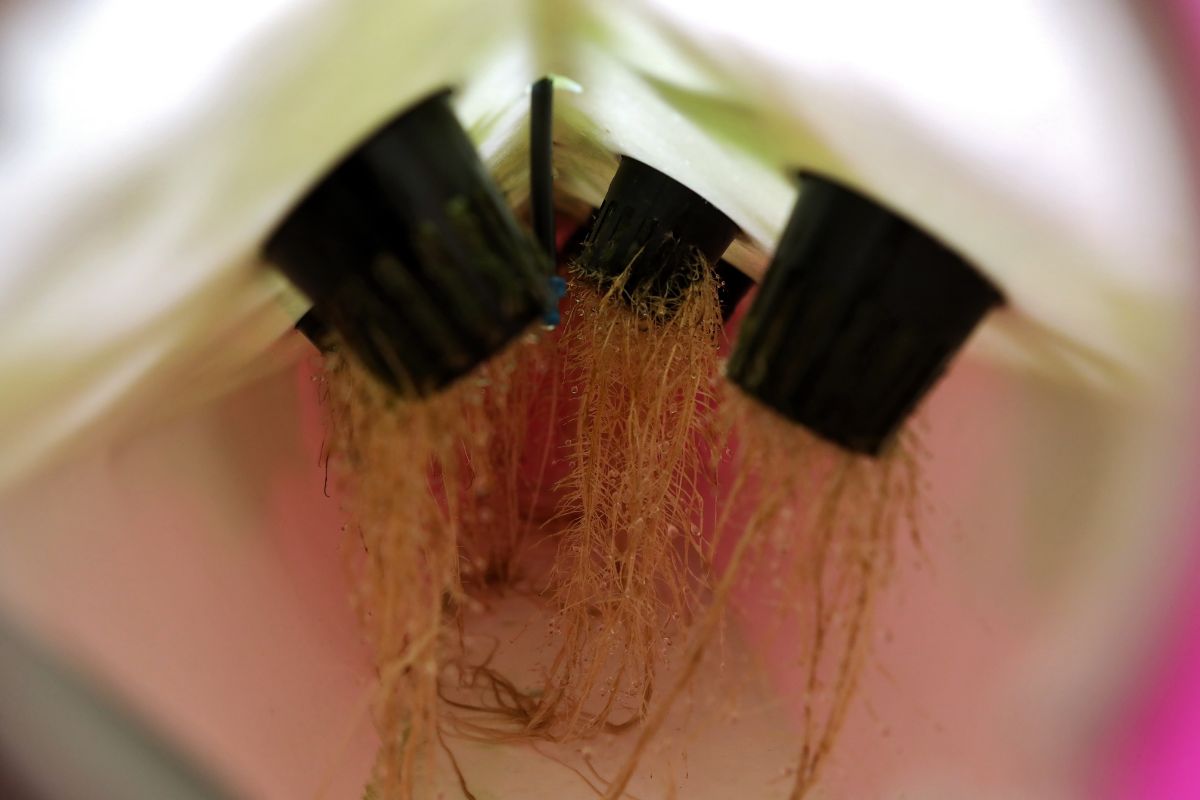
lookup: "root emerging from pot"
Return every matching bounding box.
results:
[600,395,926,799]
[322,330,559,800]
[525,264,724,739]
[323,350,456,799]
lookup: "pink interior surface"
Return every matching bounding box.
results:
[1108,3,1200,798]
